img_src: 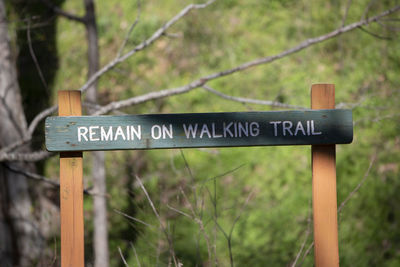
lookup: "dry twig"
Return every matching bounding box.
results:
[135,175,179,266]
[203,85,306,109]
[118,247,129,267]
[291,200,312,267]
[130,242,142,267]
[3,163,93,195]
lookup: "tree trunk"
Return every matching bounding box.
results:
[0,1,43,265]
[83,1,110,266]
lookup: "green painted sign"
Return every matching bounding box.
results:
[45,110,353,152]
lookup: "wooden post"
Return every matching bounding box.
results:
[59,90,84,267]
[311,84,339,267]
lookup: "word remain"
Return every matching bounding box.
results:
[269,120,322,136]
[78,125,141,142]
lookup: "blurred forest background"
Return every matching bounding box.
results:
[1,0,400,266]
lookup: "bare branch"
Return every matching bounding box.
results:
[226,189,255,267]
[50,236,58,266]
[117,0,142,58]
[338,153,377,213]
[29,105,58,135]
[28,102,122,137]
[376,19,400,31]
[180,150,195,184]
[130,242,142,267]
[336,94,369,110]
[93,5,400,115]
[379,18,400,21]
[179,150,198,208]
[371,114,400,122]
[354,113,400,126]
[4,163,59,187]
[291,201,312,267]
[135,175,163,226]
[79,0,216,94]
[0,136,30,154]
[167,204,192,219]
[4,163,93,195]
[174,151,214,263]
[299,241,314,267]
[0,150,53,162]
[27,19,48,90]
[164,32,183,39]
[135,175,179,266]
[41,0,86,23]
[208,183,255,267]
[83,101,126,115]
[118,247,129,267]
[179,187,212,264]
[113,209,155,229]
[341,0,353,27]
[92,79,206,115]
[229,189,255,238]
[0,104,57,155]
[362,0,378,21]
[201,164,245,187]
[203,85,307,109]
[358,26,393,40]
[16,15,57,30]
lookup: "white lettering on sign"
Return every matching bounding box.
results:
[283,121,293,136]
[89,126,100,141]
[183,124,197,138]
[269,120,322,136]
[101,127,113,141]
[163,124,173,139]
[75,120,321,143]
[294,121,306,136]
[78,127,89,142]
[223,122,233,137]
[200,124,211,138]
[311,120,322,135]
[151,124,173,140]
[239,122,249,137]
[212,123,223,138]
[250,122,260,136]
[131,125,142,140]
[78,125,142,142]
[182,122,259,139]
[151,125,162,139]
[269,121,281,136]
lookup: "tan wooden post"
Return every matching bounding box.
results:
[59,90,84,267]
[311,84,339,267]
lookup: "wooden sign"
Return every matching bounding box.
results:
[53,85,348,267]
[45,109,353,152]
